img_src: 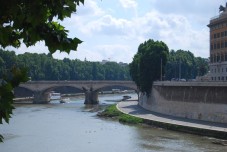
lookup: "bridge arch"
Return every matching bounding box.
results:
[14,86,34,98]
[36,85,85,103]
[19,81,137,104]
[42,85,84,94]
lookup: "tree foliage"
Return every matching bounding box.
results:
[0,0,84,53]
[129,39,169,96]
[0,49,131,81]
[0,0,84,142]
[165,50,208,80]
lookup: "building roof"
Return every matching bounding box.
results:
[208,3,227,27]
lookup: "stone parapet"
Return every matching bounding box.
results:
[139,81,227,124]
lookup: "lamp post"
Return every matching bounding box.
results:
[160,58,162,81]
[179,59,181,80]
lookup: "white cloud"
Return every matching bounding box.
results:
[51,44,135,63]
[6,41,49,55]
[80,15,132,37]
[76,0,104,17]
[135,11,209,57]
[119,0,137,9]
[95,44,134,63]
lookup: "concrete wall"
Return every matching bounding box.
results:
[139,81,227,124]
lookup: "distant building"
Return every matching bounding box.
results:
[118,62,128,66]
[100,60,109,64]
[208,3,227,81]
[100,60,128,66]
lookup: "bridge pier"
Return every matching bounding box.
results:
[84,90,99,104]
[33,91,50,104]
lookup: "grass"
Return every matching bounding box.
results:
[98,104,143,124]
[119,114,143,124]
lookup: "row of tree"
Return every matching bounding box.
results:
[0,46,208,83]
[129,39,209,96]
[0,49,131,81]
[165,50,208,80]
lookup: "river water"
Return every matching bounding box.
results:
[0,93,227,152]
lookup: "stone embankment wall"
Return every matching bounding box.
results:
[139,81,227,124]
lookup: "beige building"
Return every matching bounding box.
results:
[208,3,227,81]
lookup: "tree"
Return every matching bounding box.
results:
[195,57,209,76]
[129,39,169,96]
[0,0,84,142]
[129,54,140,89]
[164,50,208,80]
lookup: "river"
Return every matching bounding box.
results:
[0,93,227,152]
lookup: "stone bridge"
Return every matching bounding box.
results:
[18,81,137,104]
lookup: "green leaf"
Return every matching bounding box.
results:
[0,134,3,142]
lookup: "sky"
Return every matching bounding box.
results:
[6,0,227,63]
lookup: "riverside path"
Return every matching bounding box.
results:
[117,101,227,139]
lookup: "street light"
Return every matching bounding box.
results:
[160,58,162,81]
[179,59,181,80]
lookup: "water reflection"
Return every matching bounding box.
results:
[135,125,227,152]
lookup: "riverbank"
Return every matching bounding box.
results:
[117,101,227,140]
[97,104,143,124]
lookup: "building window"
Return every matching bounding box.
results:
[221,42,224,48]
[214,43,217,49]
[225,41,227,48]
[218,77,220,80]
[222,68,224,72]
[215,77,216,81]
[214,34,217,39]
[217,55,220,62]
[221,32,224,37]
[217,33,220,38]
[222,77,224,81]
[226,76,227,80]
[211,44,213,50]
[225,31,227,36]
[212,77,213,81]
[217,43,220,49]
[222,55,224,62]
